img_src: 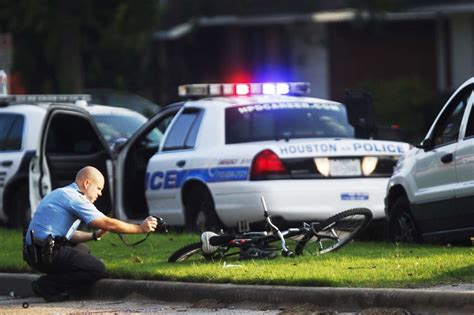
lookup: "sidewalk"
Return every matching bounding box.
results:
[1,272,474,313]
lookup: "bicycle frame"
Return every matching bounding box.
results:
[168,197,373,262]
[209,196,311,258]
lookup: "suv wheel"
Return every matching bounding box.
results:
[388,196,420,243]
[184,185,223,232]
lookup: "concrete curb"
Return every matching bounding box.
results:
[1,272,474,312]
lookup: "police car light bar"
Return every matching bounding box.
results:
[178,82,310,97]
[0,94,91,107]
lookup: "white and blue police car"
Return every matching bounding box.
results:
[141,82,410,231]
[0,95,154,229]
[0,95,89,227]
[30,82,410,232]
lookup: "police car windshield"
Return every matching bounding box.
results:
[93,114,160,145]
[225,102,354,144]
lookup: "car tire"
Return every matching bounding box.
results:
[7,185,31,229]
[184,185,223,232]
[388,196,421,243]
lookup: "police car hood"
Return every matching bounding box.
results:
[253,138,409,158]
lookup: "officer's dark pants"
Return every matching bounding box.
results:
[29,243,106,296]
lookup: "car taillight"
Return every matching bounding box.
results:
[250,149,288,180]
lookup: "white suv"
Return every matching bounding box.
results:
[386,77,474,244]
[30,82,410,232]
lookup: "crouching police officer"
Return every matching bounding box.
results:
[23,166,159,302]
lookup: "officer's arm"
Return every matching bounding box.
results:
[70,230,96,243]
[90,216,157,234]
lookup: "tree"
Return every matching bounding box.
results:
[0,0,160,94]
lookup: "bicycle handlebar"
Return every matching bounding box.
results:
[260,196,294,257]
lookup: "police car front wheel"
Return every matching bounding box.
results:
[6,185,31,229]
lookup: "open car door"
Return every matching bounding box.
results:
[32,105,114,215]
[114,104,182,221]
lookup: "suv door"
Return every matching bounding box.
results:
[115,104,181,221]
[33,105,114,215]
[454,91,474,230]
[412,86,471,234]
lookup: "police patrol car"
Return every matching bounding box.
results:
[0,95,88,227]
[30,82,410,231]
[0,94,150,228]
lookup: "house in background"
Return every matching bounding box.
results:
[152,1,474,141]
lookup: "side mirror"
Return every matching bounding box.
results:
[415,138,433,152]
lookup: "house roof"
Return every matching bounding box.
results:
[155,0,474,40]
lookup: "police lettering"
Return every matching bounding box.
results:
[238,102,341,114]
[146,170,180,190]
[352,143,405,153]
[280,143,337,155]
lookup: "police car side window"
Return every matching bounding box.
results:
[162,109,203,151]
[46,114,102,154]
[0,113,24,151]
[432,88,469,147]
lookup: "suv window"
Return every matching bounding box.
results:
[465,102,474,139]
[161,109,203,151]
[432,89,470,147]
[225,102,354,144]
[0,113,24,151]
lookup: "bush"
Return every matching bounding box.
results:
[355,77,438,143]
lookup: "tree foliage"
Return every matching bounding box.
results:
[355,77,439,142]
[0,0,160,93]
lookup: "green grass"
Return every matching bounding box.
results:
[2,228,474,288]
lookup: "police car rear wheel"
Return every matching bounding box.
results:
[195,211,206,231]
[185,185,223,232]
[388,196,420,243]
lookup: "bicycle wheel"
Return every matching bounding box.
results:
[168,242,203,262]
[295,208,372,255]
[168,241,234,263]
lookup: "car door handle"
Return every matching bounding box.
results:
[441,153,453,164]
[1,160,13,167]
[176,160,186,168]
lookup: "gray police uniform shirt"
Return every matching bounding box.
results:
[26,182,106,245]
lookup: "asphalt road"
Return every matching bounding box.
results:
[0,296,283,315]
[0,295,414,314]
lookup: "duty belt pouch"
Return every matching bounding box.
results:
[23,230,40,265]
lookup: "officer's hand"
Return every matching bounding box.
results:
[153,216,169,233]
[141,216,158,233]
[95,229,108,238]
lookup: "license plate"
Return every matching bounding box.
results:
[330,159,361,176]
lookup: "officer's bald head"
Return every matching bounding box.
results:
[75,166,104,186]
[75,166,105,203]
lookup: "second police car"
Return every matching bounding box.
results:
[30,82,410,231]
